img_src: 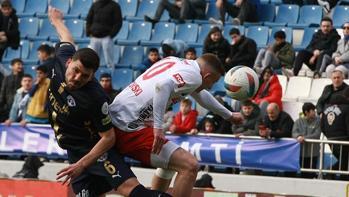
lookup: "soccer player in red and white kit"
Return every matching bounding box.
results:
[109,54,240,196]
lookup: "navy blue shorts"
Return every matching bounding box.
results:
[67,148,136,196]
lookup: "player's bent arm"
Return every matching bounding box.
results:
[75,128,115,169]
[153,79,176,129]
[48,7,75,45]
[191,90,232,120]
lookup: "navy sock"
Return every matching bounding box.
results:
[129,184,172,197]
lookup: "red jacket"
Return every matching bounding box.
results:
[171,110,198,134]
[253,74,283,110]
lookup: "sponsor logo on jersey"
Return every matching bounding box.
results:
[67,95,76,107]
[129,82,143,96]
[97,152,108,162]
[101,102,109,115]
[173,73,185,88]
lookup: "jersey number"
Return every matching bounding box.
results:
[142,61,176,80]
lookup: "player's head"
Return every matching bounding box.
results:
[65,48,100,90]
[21,74,33,91]
[148,48,160,63]
[36,65,48,83]
[37,44,53,62]
[302,102,316,119]
[10,58,23,74]
[196,53,224,92]
[99,72,113,90]
[266,103,280,121]
[241,99,254,117]
[185,47,197,60]
[180,98,192,115]
[1,0,13,16]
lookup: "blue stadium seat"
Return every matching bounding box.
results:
[114,46,121,64]
[66,0,93,19]
[258,4,275,23]
[268,27,292,44]
[294,27,317,51]
[288,5,322,28]
[176,23,199,44]
[11,0,26,14]
[19,17,39,39]
[37,0,70,18]
[210,76,225,93]
[270,0,282,4]
[118,0,138,18]
[95,66,114,80]
[206,2,220,20]
[117,46,144,67]
[112,68,134,91]
[117,22,152,45]
[3,48,21,63]
[264,4,299,27]
[141,22,176,46]
[114,21,129,43]
[223,25,245,44]
[23,65,37,78]
[20,40,30,59]
[127,0,159,21]
[246,26,269,48]
[18,0,48,17]
[195,47,203,56]
[65,19,84,38]
[28,19,57,41]
[160,10,170,21]
[195,24,216,46]
[332,6,349,28]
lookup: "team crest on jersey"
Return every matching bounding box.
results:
[97,152,108,162]
[101,102,109,115]
[173,73,185,88]
[67,95,76,107]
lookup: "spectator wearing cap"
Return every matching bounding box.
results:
[0,0,19,61]
[184,47,197,60]
[22,65,50,124]
[254,30,295,75]
[320,22,349,78]
[99,73,119,102]
[226,28,257,70]
[232,99,261,136]
[252,67,283,116]
[203,27,230,66]
[292,102,321,178]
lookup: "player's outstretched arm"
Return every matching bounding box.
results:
[48,6,74,45]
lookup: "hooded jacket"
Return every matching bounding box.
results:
[316,82,348,115]
[232,103,261,136]
[86,0,122,38]
[171,109,198,134]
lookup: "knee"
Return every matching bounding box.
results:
[181,156,199,175]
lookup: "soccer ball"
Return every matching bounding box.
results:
[224,66,259,101]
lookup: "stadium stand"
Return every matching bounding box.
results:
[288,5,322,28]
[65,0,92,19]
[246,26,269,48]
[264,4,299,27]
[332,6,349,28]
[117,45,144,68]
[118,0,138,18]
[175,23,199,44]
[117,21,152,45]
[112,68,134,90]
[283,76,312,101]
[268,26,293,44]
[18,0,47,17]
[127,0,159,21]
[141,22,176,46]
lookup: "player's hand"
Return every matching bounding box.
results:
[56,162,85,185]
[152,128,166,155]
[48,6,63,25]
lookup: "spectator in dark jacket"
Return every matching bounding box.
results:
[320,90,349,180]
[316,69,348,115]
[0,58,23,122]
[136,48,161,73]
[226,28,257,70]
[259,103,294,138]
[144,0,206,24]
[292,17,340,76]
[86,0,122,69]
[254,31,295,75]
[232,99,261,136]
[210,0,258,25]
[99,73,119,102]
[37,44,55,76]
[203,26,230,66]
[0,0,20,61]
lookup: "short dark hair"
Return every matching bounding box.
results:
[1,0,12,8]
[162,44,174,57]
[229,28,240,36]
[274,31,286,39]
[22,74,33,79]
[302,102,316,114]
[321,17,333,25]
[199,53,225,76]
[11,58,23,66]
[72,48,100,72]
[36,65,48,74]
[241,99,254,107]
[185,47,196,55]
[148,48,159,54]
[100,72,112,80]
[37,44,53,55]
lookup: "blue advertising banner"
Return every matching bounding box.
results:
[0,124,300,171]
